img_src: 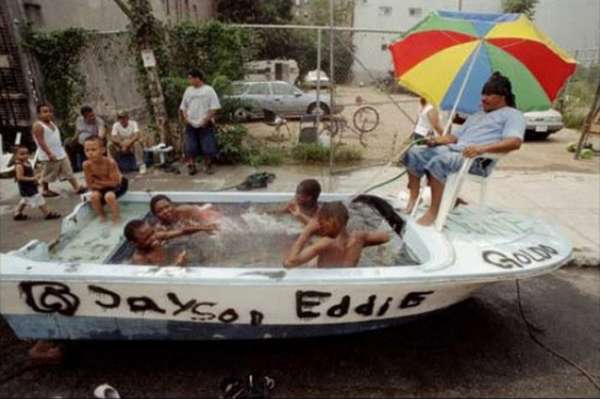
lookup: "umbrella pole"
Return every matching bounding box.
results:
[443,40,484,135]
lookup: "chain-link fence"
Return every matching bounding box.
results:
[558,47,600,129]
[35,23,599,171]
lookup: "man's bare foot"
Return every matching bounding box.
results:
[417,211,437,226]
[29,340,63,365]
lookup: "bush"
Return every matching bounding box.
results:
[291,143,364,163]
[334,145,364,162]
[246,145,286,166]
[291,143,330,162]
[216,124,248,164]
[563,109,587,129]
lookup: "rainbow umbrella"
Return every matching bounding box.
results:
[389,11,577,114]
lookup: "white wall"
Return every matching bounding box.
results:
[351,0,599,82]
[534,0,600,52]
[26,0,214,32]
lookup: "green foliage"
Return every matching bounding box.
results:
[160,75,188,119]
[291,143,330,162]
[216,124,249,164]
[334,145,364,162]
[558,64,599,130]
[563,109,587,129]
[166,21,256,80]
[21,27,89,135]
[216,0,294,23]
[246,145,286,166]
[502,0,539,18]
[291,143,363,163]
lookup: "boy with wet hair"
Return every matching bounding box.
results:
[83,137,128,224]
[150,194,220,229]
[283,201,390,268]
[284,178,322,225]
[124,219,206,266]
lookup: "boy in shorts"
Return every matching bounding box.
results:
[83,137,128,224]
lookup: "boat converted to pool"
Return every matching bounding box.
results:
[0,182,571,340]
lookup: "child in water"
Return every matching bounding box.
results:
[150,194,220,230]
[124,219,207,266]
[284,201,390,268]
[282,179,321,225]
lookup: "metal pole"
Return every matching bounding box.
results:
[316,29,322,131]
[442,40,483,135]
[458,0,463,11]
[328,0,335,174]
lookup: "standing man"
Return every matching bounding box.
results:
[109,110,147,174]
[72,105,106,170]
[32,103,86,197]
[179,68,221,175]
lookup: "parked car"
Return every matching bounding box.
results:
[455,108,564,140]
[225,80,343,122]
[303,69,331,88]
[523,109,564,140]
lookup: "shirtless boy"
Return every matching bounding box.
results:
[283,179,321,225]
[283,201,390,268]
[83,137,128,223]
[124,219,207,266]
[150,194,220,229]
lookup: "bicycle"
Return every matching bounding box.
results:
[320,103,380,147]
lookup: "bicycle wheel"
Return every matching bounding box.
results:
[353,106,380,133]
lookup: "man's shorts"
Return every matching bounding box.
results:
[403,146,492,183]
[97,177,129,205]
[40,157,75,183]
[185,125,218,159]
[19,193,46,209]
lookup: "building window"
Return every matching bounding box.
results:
[409,7,422,17]
[23,2,43,26]
[378,6,392,16]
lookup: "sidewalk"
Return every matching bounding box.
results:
[0,165,598,266]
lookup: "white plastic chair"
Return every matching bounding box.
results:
[407,152,505,230]
[433,153,505,231]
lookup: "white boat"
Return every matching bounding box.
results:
[0,161,572,340]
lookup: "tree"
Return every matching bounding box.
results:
[112,0,170,144]
[502,0,539,19]
[216,0,294,24]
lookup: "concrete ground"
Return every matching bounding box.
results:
[0,126,599,397]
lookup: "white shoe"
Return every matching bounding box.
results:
[139,164,147,174]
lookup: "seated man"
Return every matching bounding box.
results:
[403,72,525,226]
[109,110,147,174]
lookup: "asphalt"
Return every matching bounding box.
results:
[0,149,599,397]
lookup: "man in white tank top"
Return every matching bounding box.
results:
[32,103,86,197]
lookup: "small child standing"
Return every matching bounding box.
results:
[12,145,61,221]
[83,137,128,224]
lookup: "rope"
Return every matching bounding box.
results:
[516,280,600,392]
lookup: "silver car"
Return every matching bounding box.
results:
[225,80,343,121]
